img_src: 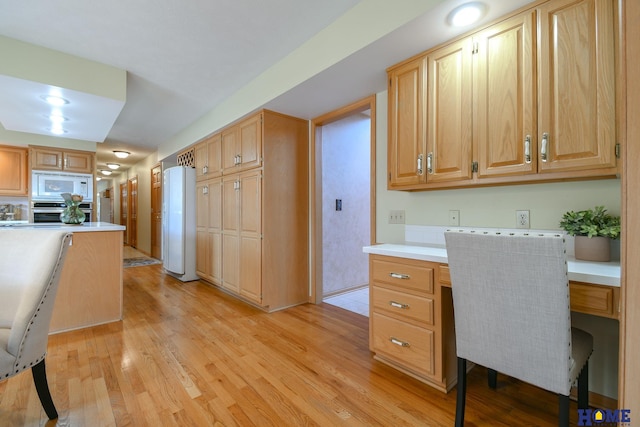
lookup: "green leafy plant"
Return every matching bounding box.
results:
[559,206,620,239]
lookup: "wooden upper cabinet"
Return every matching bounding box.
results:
[195,133,221,181]
[222,113,263,173]
[388,56,427,188]
[31,146,94,173]
[474,10,537,178]
[537,0,616,173]
[426,38,473,183]
[0,145,28,196]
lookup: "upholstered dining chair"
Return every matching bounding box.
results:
[444,230,592,427]
[0,229,73,420]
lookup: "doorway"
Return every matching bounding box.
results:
[120,182,128,244]
[311,96,376,314]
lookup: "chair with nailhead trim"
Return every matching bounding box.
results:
[0,230,72,420]
[445,230,593,427]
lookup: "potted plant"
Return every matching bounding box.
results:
[559,206,620,261]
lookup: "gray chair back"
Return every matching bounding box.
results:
[444,230,573,395]
[0,230,72,379]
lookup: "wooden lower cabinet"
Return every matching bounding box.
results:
[369,255,457,392]
[196,110,309,312]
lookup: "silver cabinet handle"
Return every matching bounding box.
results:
[390,301,409,309]
[524,135,531,164]
[390,337,410,347]
[203,165,208,174]
[417,154,423,175]
[541,132,549,162]
[427,152,433,174]
[390,272,410,279]
[202,185,209,195]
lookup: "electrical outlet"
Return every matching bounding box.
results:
[516,210,530,229]
[389,210,405,224]
[449,210,460,226]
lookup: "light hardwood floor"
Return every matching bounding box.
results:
[0,264,579,426]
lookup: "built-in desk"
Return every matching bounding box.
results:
[363,243,621,396]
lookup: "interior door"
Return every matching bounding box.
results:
[129,176,138,248]
[151,164,162,259]
[120,182,128,245]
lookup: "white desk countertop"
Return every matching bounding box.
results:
[363,243,621,287]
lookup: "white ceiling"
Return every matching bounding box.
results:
[0,0,534,172]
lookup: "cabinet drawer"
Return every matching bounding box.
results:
[570,282,618,319]
[372,286,434,325]
[371,312,435,376]
[371,257,434,294]
[439,264,451,287]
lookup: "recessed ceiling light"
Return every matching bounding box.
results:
[100,169,112,176]
[41,95,69,106]
[106,163,120,169]
[47,113,67,123]
[48,126,67,135]
[448,2,486,27]
[113,150,130,159]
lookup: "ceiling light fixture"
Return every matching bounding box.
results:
[447,2,486,27]
[113,150,130,159]
[48,126,66,135]
[100,169,112,176]
[41,94,69,106]
[106,163,120,169]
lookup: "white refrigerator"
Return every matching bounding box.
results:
[162,166,198,281]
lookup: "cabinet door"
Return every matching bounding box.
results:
[194,141,208,181]
[64,151,93,173]
[222,128,239,172]
[237,114,262,171]
[238,170,262,303]
[475,11,537,178]
[32,148,63,170]
[0,146,28,196]
[537,0,616,173]
[195,134,222,181]
[222,175,240,292]
[208,178,223,284]
[388,56,427,188]
[426,38,473,183]
[195,182,210,277]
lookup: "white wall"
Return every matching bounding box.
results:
[321,113,370,295]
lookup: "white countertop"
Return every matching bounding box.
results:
[363,243,621,287]
[1,222,126,232]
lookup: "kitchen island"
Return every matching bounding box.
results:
[11,222,126,333]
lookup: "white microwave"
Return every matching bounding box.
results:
[32,171,94,202]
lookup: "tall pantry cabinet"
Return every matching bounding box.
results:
[194,110,309,311]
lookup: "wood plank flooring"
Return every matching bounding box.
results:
[0,263,581,426]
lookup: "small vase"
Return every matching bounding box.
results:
[574,235,610,262]
[60,202,86,224]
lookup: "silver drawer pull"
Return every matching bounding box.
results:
[390,337,410,347]
[390,301,409,309]
[389,272,410,280]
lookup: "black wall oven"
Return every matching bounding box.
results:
[32,202,93,223]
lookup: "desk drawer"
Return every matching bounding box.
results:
[372,312,435,376]
[371,256,433,294]
[570,282,618,319]
[372,286,434,325]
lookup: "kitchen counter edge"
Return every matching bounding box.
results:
[0,222,126,232]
